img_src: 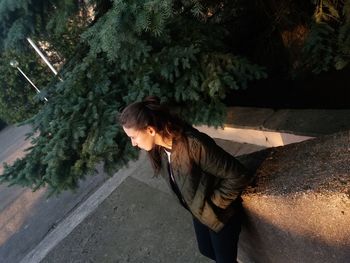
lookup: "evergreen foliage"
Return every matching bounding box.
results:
[0,119,6,130]
[0,50,49,123]
[1,53,137,194]
[81,0,267,124]
[0,0,349,194]
[303,22,336,74]
[336,0,350,69]
[0,0,90,123]
[303,0,350,73]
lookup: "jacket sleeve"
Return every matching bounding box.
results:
[189,133,253,209]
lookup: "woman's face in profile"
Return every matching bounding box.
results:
[123,126,156,151]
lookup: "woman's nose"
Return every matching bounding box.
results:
[131,140,137,147]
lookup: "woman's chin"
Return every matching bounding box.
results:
[144,145,155,151]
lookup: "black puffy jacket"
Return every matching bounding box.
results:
[159,127,254,232]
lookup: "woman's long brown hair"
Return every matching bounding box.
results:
[119,96,190,174]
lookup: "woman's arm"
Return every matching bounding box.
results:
[189,132,253,209]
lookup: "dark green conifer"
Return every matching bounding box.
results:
[0,0,348,194]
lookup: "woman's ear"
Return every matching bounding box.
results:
[146,126,156,136]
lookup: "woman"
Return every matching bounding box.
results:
[119,96,253,263]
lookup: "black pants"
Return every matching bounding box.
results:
[193,214,241,263]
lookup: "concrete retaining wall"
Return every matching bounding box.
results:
[238,131,350,263]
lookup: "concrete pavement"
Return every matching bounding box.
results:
[0,107,349,263]
[0,126,109,263]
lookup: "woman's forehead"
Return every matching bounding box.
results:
[123,126,138,136]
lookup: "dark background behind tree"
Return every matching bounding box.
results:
[0,0,349,194]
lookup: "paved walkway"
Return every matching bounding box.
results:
[0,126,109,263]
